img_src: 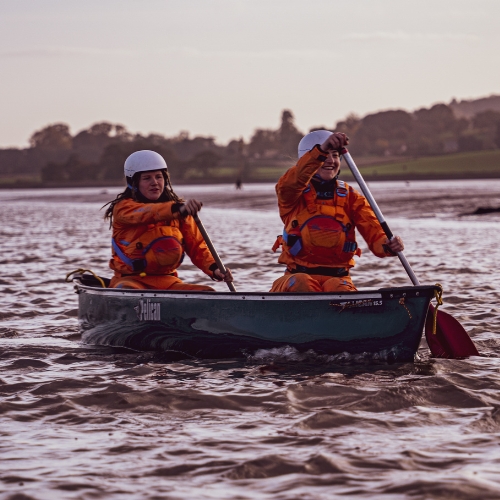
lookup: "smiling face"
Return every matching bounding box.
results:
[138,170,165,201]
[317,151,341,181]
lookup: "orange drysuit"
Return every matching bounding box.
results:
[109,198,217,290]
[270,146,395,292]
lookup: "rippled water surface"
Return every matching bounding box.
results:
[1,180,500,499]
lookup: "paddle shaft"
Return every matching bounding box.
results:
[340,148,421,286]
[193,215,237,292]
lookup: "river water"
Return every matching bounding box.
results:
[1,179,500,499]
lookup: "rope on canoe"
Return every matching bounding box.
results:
[431,283,444,335]
[398,297,412,319]
[65,268,106,288]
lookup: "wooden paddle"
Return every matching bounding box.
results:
[193,215,236,292]
[340,147,479,358]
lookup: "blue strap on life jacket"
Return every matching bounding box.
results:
[289,240,302,256]
[112,238,147,272]
[342,241,357,252]
[282,228,302,256]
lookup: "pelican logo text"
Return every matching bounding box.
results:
[135,299,161,321]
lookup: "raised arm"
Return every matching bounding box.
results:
[276,147,327,218]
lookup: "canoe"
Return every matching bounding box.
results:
[72,273,438,362]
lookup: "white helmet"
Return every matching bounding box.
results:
[124,150,167,178]
[298,130,333,158]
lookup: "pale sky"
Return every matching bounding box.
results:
[1,0,499,148]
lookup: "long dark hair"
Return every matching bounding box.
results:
[102,169,183,226]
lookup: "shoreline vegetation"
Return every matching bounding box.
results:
[0,149,500,189]
[2,149,500,189]
[2,95,500,189]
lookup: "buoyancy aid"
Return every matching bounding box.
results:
[273,180,362,267]
[112,221,185,274]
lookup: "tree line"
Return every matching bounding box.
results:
[0,111,301,184]
[1,96,500,184]
[336,104,500,157]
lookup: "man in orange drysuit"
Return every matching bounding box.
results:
[270,130,404,293]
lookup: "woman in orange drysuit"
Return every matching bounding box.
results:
[103,150,233,290]
[270,131,404,293]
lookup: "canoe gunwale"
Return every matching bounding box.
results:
[72,276,439,302]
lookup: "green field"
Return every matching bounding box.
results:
[227,150,500,183]
[351,149,500,180]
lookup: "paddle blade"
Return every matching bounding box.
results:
[425,303,479,358]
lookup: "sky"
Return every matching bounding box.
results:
[1,0,499,148]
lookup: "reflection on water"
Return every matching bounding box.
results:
[1,180,500,498]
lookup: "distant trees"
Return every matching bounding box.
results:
[248,110,303,159]
[3,96,500,185]
[37,124,224,184]
[28,123,74,173]
[332,113,361,138]
[41,154,100,183]
[188,151,222,178]
[99,142,180,181]
[72,122,131,163]
[472,110,500,149]
[278,110,303,157]
[335,103,500,157]
[41,140,180,184]
[353,110,413,156]
[39,122,133,182]
[29,123,73,151]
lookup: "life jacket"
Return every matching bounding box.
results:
[272,180,361,266]
[112,222,185,274]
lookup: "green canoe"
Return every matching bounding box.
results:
[72,274,438,362]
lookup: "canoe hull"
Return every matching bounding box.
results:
[75,277,436,361]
